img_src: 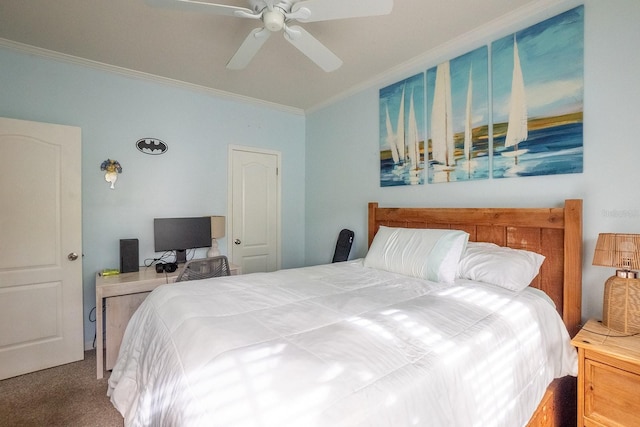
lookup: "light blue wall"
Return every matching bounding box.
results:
[0,48,306,347]
[305,0,640,325]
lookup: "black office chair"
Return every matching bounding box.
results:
[176,256,231,282]
[332,229,354,263]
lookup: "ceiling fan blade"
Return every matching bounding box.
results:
[290,0,393,23]
[145,0,253,17]
[283,25,342,72]
[226,28,272,70]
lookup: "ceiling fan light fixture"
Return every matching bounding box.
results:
[149,0,394,72]
[263,10,285,31]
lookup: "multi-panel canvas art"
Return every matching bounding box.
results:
[427,46,489,183]
[379,73,425,187]
[378,5,583,186]
[492,6,584,178]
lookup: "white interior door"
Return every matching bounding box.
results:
[0,117,83,380]
[229,146,280,274]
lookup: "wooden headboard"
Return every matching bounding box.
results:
[368,199,583,337]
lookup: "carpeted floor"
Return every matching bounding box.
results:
[0,350,123,427]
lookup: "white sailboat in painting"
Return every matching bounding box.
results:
[383,86,406,178]
[406,89,422,184]
[464,66,473,177]
[392,87,407,175]
[385,104,400,165]
[503,36,528,164]
[382,81,423,185]
[431,61,456,172]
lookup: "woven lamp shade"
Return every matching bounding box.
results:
[592,233,640,273]
[593,233,640,333]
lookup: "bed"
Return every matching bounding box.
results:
[108,199,582,427]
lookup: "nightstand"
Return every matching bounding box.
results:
[571,319,640,426]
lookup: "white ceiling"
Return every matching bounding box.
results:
[0,0,540,112]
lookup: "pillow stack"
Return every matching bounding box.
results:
[364,227,546,291]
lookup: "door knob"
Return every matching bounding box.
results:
[68,252,79,261]
[234,239,241,245]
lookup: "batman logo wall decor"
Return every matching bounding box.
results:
[136,138,168,155]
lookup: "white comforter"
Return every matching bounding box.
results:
[108,260,577,427]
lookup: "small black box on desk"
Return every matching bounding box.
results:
[120,238,139,273]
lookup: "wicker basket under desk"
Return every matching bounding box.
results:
[603,276,640,333]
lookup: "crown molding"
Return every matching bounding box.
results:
[1,0,582,116]
[0,38,305,117]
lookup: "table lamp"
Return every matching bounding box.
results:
[592,233,640,333]
[207,216,225,257]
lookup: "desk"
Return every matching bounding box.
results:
[95,264,240,379]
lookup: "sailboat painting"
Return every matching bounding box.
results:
[379,73,425,186]
[426,46,489,183]
[492,5,584,178]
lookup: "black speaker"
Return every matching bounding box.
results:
[120,238,139,273]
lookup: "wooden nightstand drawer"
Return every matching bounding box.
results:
[572,319,640,427]
[584,358,640,426]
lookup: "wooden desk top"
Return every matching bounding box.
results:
[96,263,240,298]
[96,267,178,298]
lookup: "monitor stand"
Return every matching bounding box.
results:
[175,249,187,264]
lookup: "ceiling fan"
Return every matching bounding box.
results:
[147,0,394,72]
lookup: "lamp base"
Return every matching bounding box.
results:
[616,269,638,278]
[602,275,640,333]
[207,238,220,258]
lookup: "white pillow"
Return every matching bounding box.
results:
[456,242,545,291]
[364,226,469,283]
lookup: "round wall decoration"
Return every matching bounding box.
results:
[136,138,168,155]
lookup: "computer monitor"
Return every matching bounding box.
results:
[153,217,211,263]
